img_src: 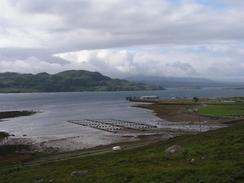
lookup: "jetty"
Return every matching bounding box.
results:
[67,119,157,133]
[126,96,159,102]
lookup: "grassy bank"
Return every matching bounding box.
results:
[137,103,217,123]
[0,122,243,183]
[198,104,244,117]
[0,131,9,140]
[0,110,37,120]
[0,145,38,167]
[0,131,36,167]
[137,97,244,123]
[0,110,38,166]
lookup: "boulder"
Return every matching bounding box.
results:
[112,146,121,151]
[188,158,195,164]
[70,170,89,177]
[165,144,184,159]
[34,178,44,183]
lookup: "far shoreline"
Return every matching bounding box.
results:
[0,110,37,120]
[0,89,165,95]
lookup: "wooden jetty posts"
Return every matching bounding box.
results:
[126,96,159,102]
[67,119,157,133]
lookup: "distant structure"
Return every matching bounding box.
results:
[139,96,159,100]
[126,96,159,102]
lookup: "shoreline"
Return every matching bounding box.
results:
[0,110,37,120]
[0,98,229,154]
[1,96,240,165]
[134,97,244,125]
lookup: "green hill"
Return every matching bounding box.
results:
[0,70,163,93]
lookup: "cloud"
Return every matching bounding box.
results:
[56,44,244,80]
[1,0,244,51]
[1,43,244,81]
[0,0,244,80]
[0,57,64,74]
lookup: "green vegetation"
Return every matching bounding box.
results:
[0,70,163,93]
[0,132,9,140]
[193,97,199,103]
[136,97,244,123]
[0,111,37,120]
[198,104,244,117]
[0,145,36,167]
[0,123,243,183]
[0,111,38,167]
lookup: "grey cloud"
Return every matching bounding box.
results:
[1,0,244,52]
[1,44,244,80]
[0,48,69,64]
[12,0,91,14]
[1,0,244,80]
[166,62,197,75]
[54,44,244,80]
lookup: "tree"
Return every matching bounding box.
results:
[193,97,199,103]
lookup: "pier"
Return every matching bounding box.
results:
[126,96,159,102]
[67,119,158,133]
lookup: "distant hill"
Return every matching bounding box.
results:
[0,70,163,93]
[126,75,243,88]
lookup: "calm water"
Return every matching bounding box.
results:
[0,87,243,141]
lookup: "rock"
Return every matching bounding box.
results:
[164,145,184,159]
[34,178,44,183]
[187,158,196,164]
[112,146,121,151]
[70,170,89,177]
[190,158,195,164]
[201,156,206,160]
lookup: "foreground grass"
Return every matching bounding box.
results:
[198,104,244,117]
[0,123,243,183]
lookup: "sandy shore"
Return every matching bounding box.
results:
[38,134,138,152]
[0,118,226,153]
[1,133,139,152]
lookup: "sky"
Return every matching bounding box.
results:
[0,0,244,81]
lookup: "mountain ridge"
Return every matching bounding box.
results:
[126,75,244,88]
[0,70,163,93]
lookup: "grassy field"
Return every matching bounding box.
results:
[137,103,221,123]
[138,98,244,123]
[0,122,243,183]
[198,104,244,117]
